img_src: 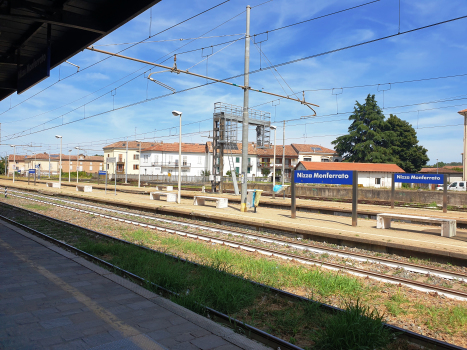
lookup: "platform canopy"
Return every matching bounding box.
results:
[0,0,162,101]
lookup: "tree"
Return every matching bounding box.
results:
[261,168,271,177]
[384,115,429,173]
[201,170,211,177]
[332,94,394,163]
[332,94,429,172]
[0,156,6,175]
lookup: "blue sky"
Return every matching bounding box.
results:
[1,0,467,164]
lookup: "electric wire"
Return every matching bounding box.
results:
[0,0,231,116]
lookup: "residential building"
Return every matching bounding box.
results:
[25,153,60,175]
[8,154,26,175]
[291,144,341,163]
[206,142,258,178]
[419,168,462,184]
[295,162,404,188]
[103,141,156,175]
[140,143,207,176]
[256,145,298,179]
[22,153,104,175]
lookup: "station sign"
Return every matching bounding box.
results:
[394,173,444,184]
[106,157,116,164]
[294,170,353,185]
[98,171,107,175]
[28,169,36,174]
[17,47,51,94]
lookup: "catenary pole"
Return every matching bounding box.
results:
[240,5,250,212]
[282,120,285,199]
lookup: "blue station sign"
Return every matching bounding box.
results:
[28,169,36,174]
[294,170,353,185]
[98,171,107,176]
[394,173,444,184]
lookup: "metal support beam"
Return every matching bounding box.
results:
[352,171,358,227]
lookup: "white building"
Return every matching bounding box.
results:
[140,143,208,176]
[206,142,258,179]
[292,144,342,163]
[103,141,156,175]
[295,162,404,188]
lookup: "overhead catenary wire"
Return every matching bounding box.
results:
[0,0,231,116]
[4,12,467,141]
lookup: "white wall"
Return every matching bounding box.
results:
[141,151,207,176]
[298,154,342,162]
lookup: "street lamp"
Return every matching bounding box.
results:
[10,145,16,183]
[172,110,182,204]
[136,140,142,188]
[270,125,277,199]
[68,150,72,182]
[55,136,62,188]
[75,147,80,184]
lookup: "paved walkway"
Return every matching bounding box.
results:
[0,221,269,350]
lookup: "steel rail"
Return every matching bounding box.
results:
[0,202,464,350]
[8,188,467,282]
[7,190,467,301]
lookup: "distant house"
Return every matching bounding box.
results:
[291,144,341,163]
[295,162,404,188]
[8,155,26,175]
[103,141,155,175]
[256,145,298,179]
[419,168,462,183]
[141,143,207,176]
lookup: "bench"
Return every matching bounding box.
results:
[193,196,228,209]
[149,192,177,202]
[376,213,456,238]
[155,185,173,191]
[76,185,92,192]
[46,182,60,188]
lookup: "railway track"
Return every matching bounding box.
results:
[5,188,467,301]
[0,195,465,350]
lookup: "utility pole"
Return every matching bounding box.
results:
[282,120,286,199]
[125,138,128,183]
[240,5,251,213]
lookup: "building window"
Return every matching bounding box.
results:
[236,157,240,163]
[321,158,329,162]
[247,167,251,174]
[375,178,381,185]
[304,157,311,161]
[107,164,109,170]
[198,156,202,164]
[70,166,73,171]
[89,166,93,171]
[143,155,149,163]
[183,156,188,166]
[134,154,139,160]
[235,167,239,174]
[133,164,139,170]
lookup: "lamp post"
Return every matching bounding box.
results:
[55,135,62,188]
[270,125,277,199]
[458,109,467,181]
[10,145,16,183]
[68,150,72,182]
[75,147,80,184]
[136,140,142,188]
[172,110,182,204]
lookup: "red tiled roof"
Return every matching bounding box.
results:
[142,143,206,153]
[442,166,463,170]
[291,144,337,154]
[297,161,404,172]
[24,154,104,162]
[419,167,460,174]
[206,142,257,155]
[8,155,25,161]
[256,145,297,157]
[103,141,156,149]
[458,109,467,114]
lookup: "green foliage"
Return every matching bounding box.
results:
[261,167,271,177]
[0,156,6,175]
[312,299,393,350]
[332,94,429,172]
[201,170,211,177]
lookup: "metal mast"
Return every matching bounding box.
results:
[240,5,251,212]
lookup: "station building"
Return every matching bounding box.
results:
[295,162,405,188]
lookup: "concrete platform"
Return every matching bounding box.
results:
[3,178,467,262]
[0,221,268,350]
